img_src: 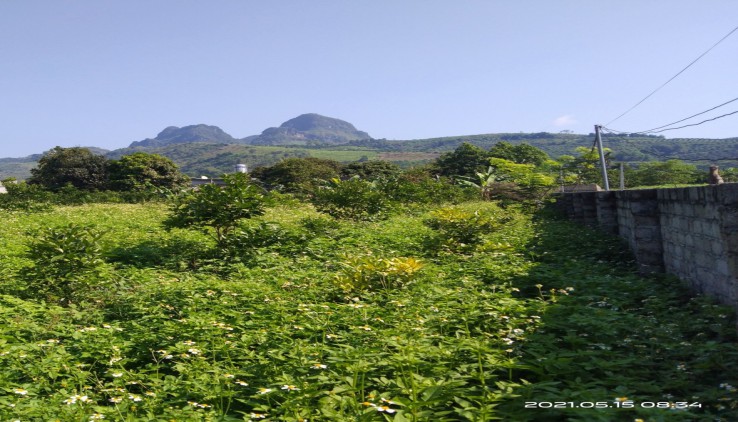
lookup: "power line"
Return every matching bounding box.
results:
[605,24,738,126]
[644,109,738,134]
[603,108,738,135]
[639,96,738,134]
[596,126,738,163]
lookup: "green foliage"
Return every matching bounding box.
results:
[312,177,394,221]
[28,146,109,191]
[341,160,401,180]
[220,221,307,263]
[107,152,190,192]
[721,167,738,183]
[250,157,342,194]
[488,141,550,166]
[434,142,490,178]
[458,166,497,200]
[163,172,266,245]
[380,169,476,205]
[488,157,556,204]
[0,198,736,420]
[300,214,341,236]
[559,146,613,186]
[626,159,701,188]
[424,207,502,252]
[22,223,107,305]
[0,179,53,212]
[333,253,423,293]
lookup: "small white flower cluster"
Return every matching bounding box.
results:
[719,383,737,392]
[187,401,211,408]
[63,394,91,405]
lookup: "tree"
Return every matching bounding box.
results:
[458,166,497,200]
[559,146,612,186]
[163,172,265,246]
[341,160,401,180]
[107,152,190,192]
[488,142,550,166]
[29,147,109,191]
[434,142,490,178]
[626,160,700,187]
[250,157,342,194]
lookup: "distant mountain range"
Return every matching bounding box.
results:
[2,113,738,180]
[127,113,371,149]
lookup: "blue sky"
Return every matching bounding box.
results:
[1,1,737,158]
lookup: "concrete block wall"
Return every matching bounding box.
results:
[555,184,738,312]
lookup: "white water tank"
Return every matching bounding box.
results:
[234,164,248,173]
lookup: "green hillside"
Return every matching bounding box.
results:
[4,131,738,181]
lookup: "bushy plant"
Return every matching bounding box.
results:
[163,172,266,246]
[333,253,423,292]
[0,179,53,212]
[312,177,394,221]
[220,221,307,262]
[424,207,502,252]
[300,215,341,237]
[22,223,107,305]
[381,173,475,205]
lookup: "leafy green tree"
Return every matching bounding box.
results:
[488,157,556,203]
[107,152,190,192]
[28,146,109,191]
[23,223,107,306]
[559,146,612,186]
[626,160,701,187]
[488,142,550,166]
[720,167,738,183]
[163,172,266,246]
[434,142,490,178]
[341,160,401,180]
[312,177,393,221]
[250,157,342,193]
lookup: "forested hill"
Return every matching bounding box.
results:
[3,131,738,180]
[346,132,738,164]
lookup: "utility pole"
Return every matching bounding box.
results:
[595,125,610,191]
[619,162,625,190]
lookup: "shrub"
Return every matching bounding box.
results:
[300,215,341,237]
[0,179,53,212]
[380,172,475,205]
[311,177,393,221]
[23,223,107,305]
[423,207,502,252]
[333,253,423,293]
[220,221,305,262]
[163,173,266,246]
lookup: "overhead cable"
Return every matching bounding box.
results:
[605,24,738,126]
[639,96,738,133]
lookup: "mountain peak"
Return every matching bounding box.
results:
[248,113,371,145]
[130,124,236,148]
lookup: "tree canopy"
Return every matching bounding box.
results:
[107,152,190,192]
[250,157,342,193]
[29,147,109,191]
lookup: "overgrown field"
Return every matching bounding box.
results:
[1,201,737,421]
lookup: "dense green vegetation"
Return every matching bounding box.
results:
[4,128,738,181]
[1,172,737,420]
[1,137,737,419]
